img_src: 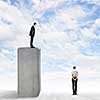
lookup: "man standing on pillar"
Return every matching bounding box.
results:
[29,22,36,48]
[71,66,78,95]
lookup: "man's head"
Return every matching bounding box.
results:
[73,66,76,69]
[33,22,36,26]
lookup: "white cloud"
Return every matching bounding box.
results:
[81,27,97,39]
[86,0,100,5]
[0,49,12,56]
[0,50,16,70]
[0,24,14,41]
[32,0,64,11]
[36,23,66,41]
[95,19,100,26]
[0,1,33,48]
[55,6,86,30]
[31,0,66,20]
[79,17,100,40]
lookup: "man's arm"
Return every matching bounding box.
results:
[76,71,78,79]
[71,72,74,79]
[71,71,78,79]
[29,27,32,36]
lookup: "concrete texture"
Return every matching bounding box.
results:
[18,47,41,97]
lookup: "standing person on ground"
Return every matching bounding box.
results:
[71,66,78,95]
[29,22,36,48]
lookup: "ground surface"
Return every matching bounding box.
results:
[0,91,99,100]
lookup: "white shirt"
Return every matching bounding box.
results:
[71,69,78,78]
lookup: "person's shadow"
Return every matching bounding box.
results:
[0,90,17,99]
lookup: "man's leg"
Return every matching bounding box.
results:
[75,79,78,95]
[72,78,75,95]
[30,36,34,48]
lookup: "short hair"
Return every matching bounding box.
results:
[34,22,36,25]
[73,66,76,69]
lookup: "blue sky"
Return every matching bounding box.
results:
[0,0,100,91]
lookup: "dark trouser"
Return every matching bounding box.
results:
[72,78,78,95]
[30,36,34,48]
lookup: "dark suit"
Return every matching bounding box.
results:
[29,26,35,48]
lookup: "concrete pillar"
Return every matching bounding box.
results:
[18,47,41,97]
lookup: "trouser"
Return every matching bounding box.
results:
[30,36,34,48]
[72,78,78,95]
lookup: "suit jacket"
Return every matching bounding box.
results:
[29,26,35,36]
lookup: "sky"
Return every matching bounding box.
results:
[0,0,100,93]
